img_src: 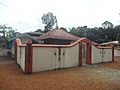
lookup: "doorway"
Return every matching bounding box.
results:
[79,42,91,65]
[82,43,86,65]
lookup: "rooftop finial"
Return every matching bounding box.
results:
[55,20,58,29]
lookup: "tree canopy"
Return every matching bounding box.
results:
[69,21,120,44]
[41,12,57,32]
[102,21,114,29]
[0,24,20,47]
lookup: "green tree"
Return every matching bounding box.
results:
[35,29,44,33]
[41,12,57,32]
[0,24,20,47]
[86,27,100,43]
[0,24,12,38]
[69,21,120,44]
[101,21,116,42]
[77,26,86,37]
[102,21,114,29]
[69,26,88,38]
[6,29,20,40]
[79,26,88,38]
[69,27,79,36]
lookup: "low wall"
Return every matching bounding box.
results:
[32,44,79,72]
[114,49,120,57]
[63,44,79,68]
[14,38,114,73]
[92,45,112,64]
[103,48,112,62]
[92,45,102,64]
[17,46,25,71]
[32,47,58,72]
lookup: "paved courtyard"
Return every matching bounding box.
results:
[0,57,120,90]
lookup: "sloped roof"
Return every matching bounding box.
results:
[100,41,118,45]
[7,33,39,43]
[26,32,43,37]
[37,28,80,40]
[6,33,40,49]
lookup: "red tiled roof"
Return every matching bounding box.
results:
[37,28,80,40]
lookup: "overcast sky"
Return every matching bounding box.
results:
[0,0,120,33]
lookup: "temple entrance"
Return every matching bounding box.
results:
[79,42,91,66]
[82,43,86,65]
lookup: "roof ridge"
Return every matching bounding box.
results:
[59,28,80,38]
[48,28,57,36]
[38,28,80,40]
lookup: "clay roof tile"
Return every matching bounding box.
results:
[38,28,80,40]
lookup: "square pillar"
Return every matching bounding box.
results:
[25,39,32,74]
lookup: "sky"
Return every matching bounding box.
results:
[0,0,120,33]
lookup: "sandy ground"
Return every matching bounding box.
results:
[0,57,120,90]
[0,56,15,64]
